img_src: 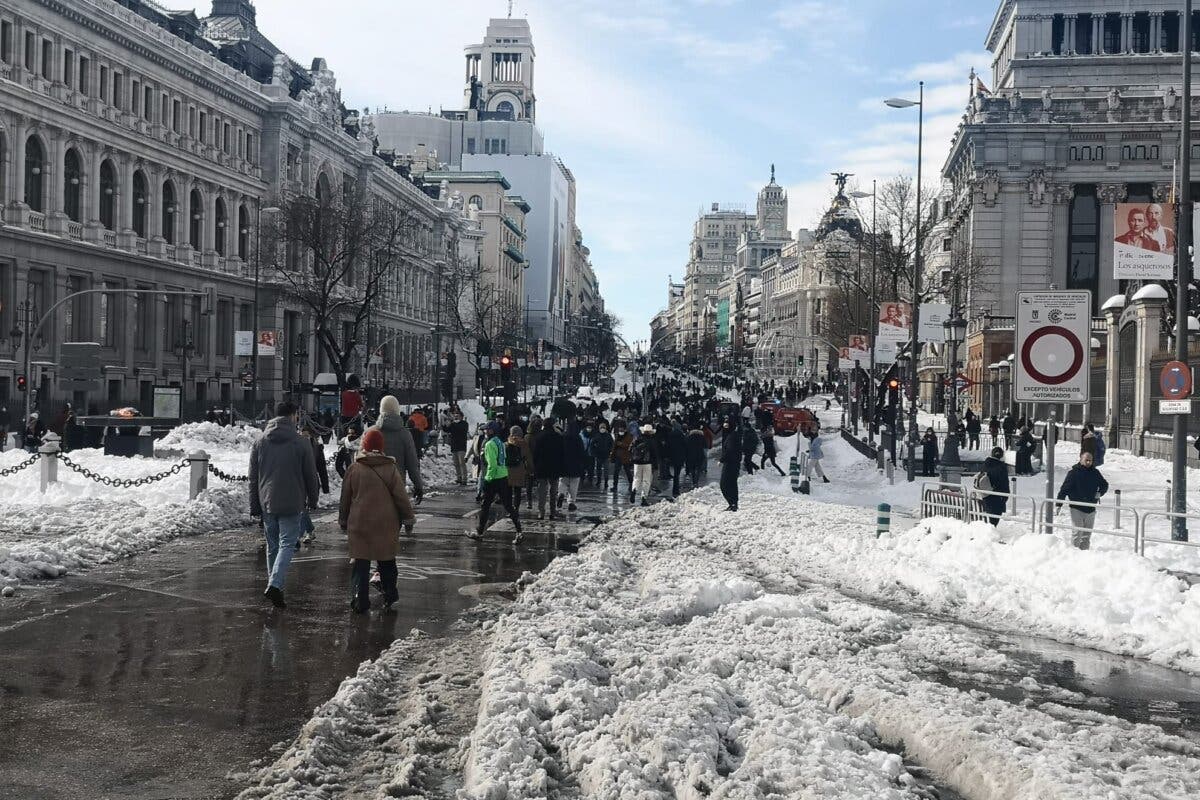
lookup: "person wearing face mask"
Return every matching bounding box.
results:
[1055,451,1109,550]
[589,421,614,491]
[610,420,634,499]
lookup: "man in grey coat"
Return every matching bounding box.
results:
[370,395,424,502]
[249,401,320,608]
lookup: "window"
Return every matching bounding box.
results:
[63,148,82,222]
[1067,184,1099,303]
[1075,13,1094,54]
[0,21,11,64]
[160,93,168,125]
[40,38,51,79]
[172,99,180,132]
[466,137,476,154]
[1163,12,1181,53]
[1103,13,1121,54]
[134,287,154,352]
[130,79,139,113]
[99,65,108,102]
[162,181,176,244]
[132,171,148,238]
[112,71,122,109]
[468,194,484,211]
[162,295,179,354]
[246,132,256,164]
[63,49,73,87]
[24,31,34,71]
[188,106,196,139]
[222,122,230,153]
[99,160,116,230]
[237,205,250,260]
[1132,12,1151,54]
[78,56,89,95]
[24,136,44,212]
[65,275,88,342]
[214,198,227,256]
[216,300,231,356]
[942,238,952,252]
[199,111,207,143]
[189,188,202,248]
[144,85,153,120]
[100,282,119,348]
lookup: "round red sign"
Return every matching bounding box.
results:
[1160,360,1193,399]
[1019,326,1085,386]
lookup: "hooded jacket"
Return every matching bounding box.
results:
[532,426,566,478]
[1057,463,1109,512]
[371,412,424,497]
[561,423,588,477]
[249,417,320,516]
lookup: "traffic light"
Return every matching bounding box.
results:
[201,283,217,315]
[797,354,805,367]
[16,374,27,392]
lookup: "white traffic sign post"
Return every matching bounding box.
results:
[1015,290,1092,531]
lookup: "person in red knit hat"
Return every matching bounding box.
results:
[339,428,416,612]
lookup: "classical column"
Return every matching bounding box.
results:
[178,178,194,262]
[1094,14,1104,54]
[1097,183,1127,300]
[1130,292,1167,455]
[83,143,103,241]
[10,117,27,221]
[46,130,66,234]
[146,167,166,258]
[1064,15,1076,54]
[1151,12,1163,53]
[1103,302,1122,438]
[1121,13,1133,54]
[117,155,137,249]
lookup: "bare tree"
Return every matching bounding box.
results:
[440,252,520,370]
[267,187,427,390]
[875,175,939,304]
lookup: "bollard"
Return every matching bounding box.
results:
[876,447,885,471]
[188,450,210,500]
[1010,476,1018,497]
[1113,488,1122,530]
[877,502,891,537]
[38,432,61,493]
[789,456,800,493]
[886,459,895,485]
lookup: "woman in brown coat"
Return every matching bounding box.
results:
[339,428,416,613]
[506,426,534,510]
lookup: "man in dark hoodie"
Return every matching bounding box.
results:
[684,426,707,488]
[249,401,320,608]
[1055,451,1109,550]
[370,395,424,502]
[589,421,615,491]
[719,415,742,512]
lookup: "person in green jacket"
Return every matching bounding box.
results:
[473,420,523,544]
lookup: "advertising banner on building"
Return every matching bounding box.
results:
[877,302,911,344]
[918,303,950,343]
[838,347,854,371]
[1114,202,1175,280]
[848,334,870,364]
[874,340,897,364]
[256,330,278,357]
[234,331,253,356]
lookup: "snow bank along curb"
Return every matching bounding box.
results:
[461,500,1200,799]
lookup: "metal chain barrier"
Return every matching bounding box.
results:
[0,452,39,478]
[207,463,249,483]
[58,454,187,487]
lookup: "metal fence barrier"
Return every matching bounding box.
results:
[920,482,983,521]
[964,487,1040,532]
[1137,511,1200,556]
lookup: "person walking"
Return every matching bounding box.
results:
[805,428,829,484]
[408,407,430,456]
[506,426,533,511]
[443,409,470,485]
[523,417,544,509]
[630,423,658,507]
[561,419,587,512]
[335,423,361,478]
[1014,426,1035,476]
[0,404,10,452]
[921,428,938,477]
[473,421,523,543]
[718,416,742,512]
[531,417,565,520]
[338,428,415,613]
[666,421,687,497]
[976,446,1010,526]
[965,412,982,450]
[1002,412,1016,449]
[759,424,785,476]
[1055,451,1109,550]
[610,420,634,499]
[685,426,707,488]
[371,395,424,504]
[740,419,760,475]
[589,421,614,492]
[248,401,320,609]
[299,424,330,546]
[579,421,596,486]
[988,415,1001,448]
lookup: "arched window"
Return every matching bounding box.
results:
[162,181,176,244]
[238,205,250,260]
[316,172,332,205]
[496,100,514,118]
[132,171,148,238]
[63,148,83,222]
[99,160,116,230]
[214,197,227,256]
[189,188,202,247]
[468,194,484,211]
[25,136,45,212]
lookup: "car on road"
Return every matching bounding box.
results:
[771,406,820,437]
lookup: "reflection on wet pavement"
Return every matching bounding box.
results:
[0,482,615,800]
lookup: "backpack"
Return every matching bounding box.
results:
[973,470,989,490]
[505,442,524,470]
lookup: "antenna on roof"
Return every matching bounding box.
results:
[507,0,514,18]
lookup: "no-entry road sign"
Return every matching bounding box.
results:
[1015,290,1092,403]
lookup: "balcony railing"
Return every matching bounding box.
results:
[102,230,117,247]
[67,221,83,240]
[28,211,46,232]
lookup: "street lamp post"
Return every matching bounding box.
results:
[850,184,878,444]
[886,82,924,482]
[943,311,967,432]
[251,204,281,423]
[1171,0,1193,541]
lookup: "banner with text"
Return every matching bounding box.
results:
[918,302,950,343]
[1114,202,1175,280]
[877,302,911,345]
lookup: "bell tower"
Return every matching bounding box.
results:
[756,165,789,240]
[463,18,536,123]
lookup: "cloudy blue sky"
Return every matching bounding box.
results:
[241,0,995,342]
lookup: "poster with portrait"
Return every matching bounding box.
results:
[256,330,278,357]
[837,347,854,371]
[877,302,911,344]
[848,334,870,364]
[1114,202,1175,280]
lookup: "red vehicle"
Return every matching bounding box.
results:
[772,406,820,437]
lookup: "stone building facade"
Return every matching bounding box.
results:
[0,0,469,417]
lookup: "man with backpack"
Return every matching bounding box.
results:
[975,446,1010,526]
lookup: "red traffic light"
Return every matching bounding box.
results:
[887,379,900,390]
[16,375,28,391]
[499,356,513,368]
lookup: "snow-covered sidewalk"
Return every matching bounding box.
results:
[460,491,1200,799]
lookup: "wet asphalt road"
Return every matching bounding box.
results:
[0,479,632,800]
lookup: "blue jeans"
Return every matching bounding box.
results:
[262,513,303,589]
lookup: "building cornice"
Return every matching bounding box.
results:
[986,0,1016,53]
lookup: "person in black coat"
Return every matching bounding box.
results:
[718,416,742,512]
[1014,426,1035,476]
[532,418,566,519]
[443,411,471,486]
[1001,412,1016,448]
[666,422,687,497]
[978,447,1009,526]
[1056,452,1109,550]
[560,420,588,511]
[921,429,938,477]
[965,412,982,450]
[684,428,707,488]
